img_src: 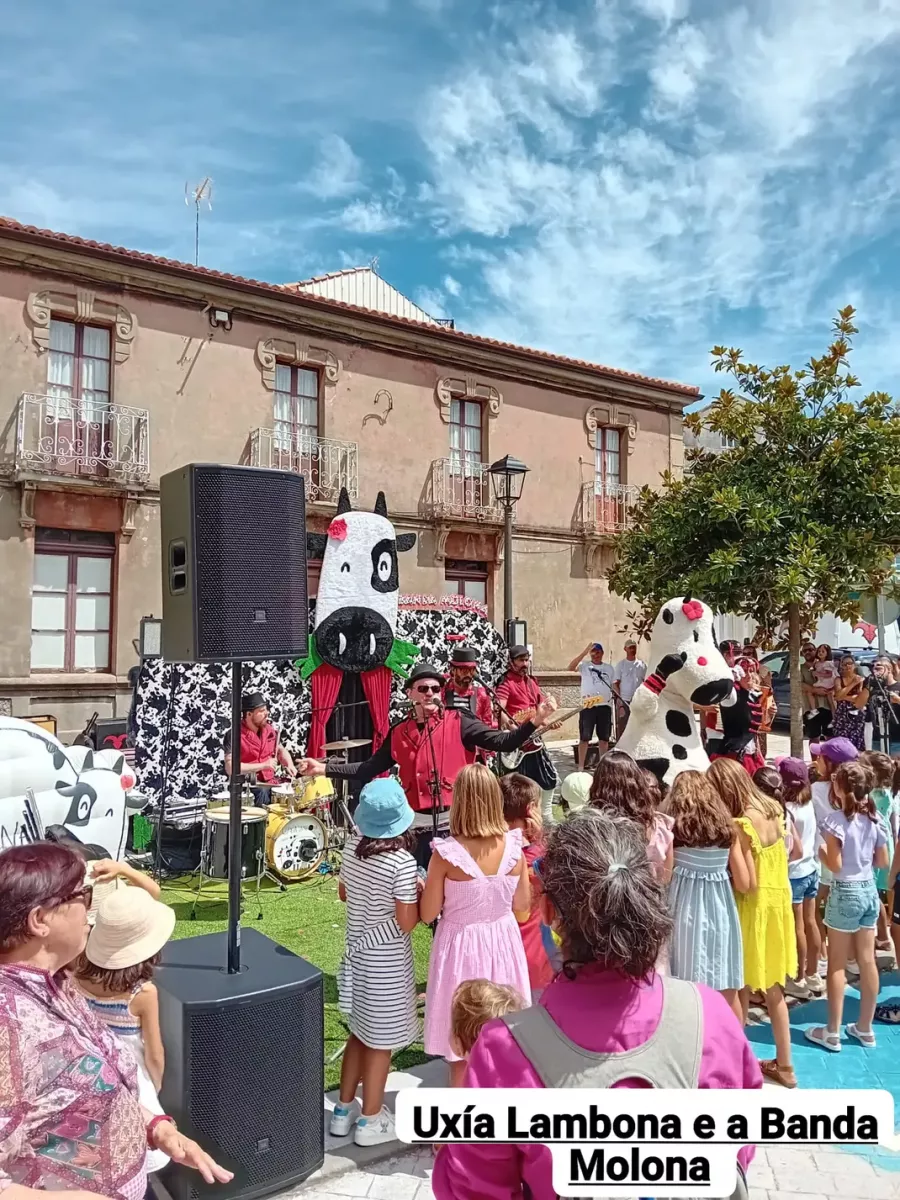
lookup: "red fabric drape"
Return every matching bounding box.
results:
[309,664,343,758]
[360,665,392,753]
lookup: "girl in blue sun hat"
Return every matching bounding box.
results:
[331,776,420,1148]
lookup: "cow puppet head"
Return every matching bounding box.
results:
[307,489,416,672]
[650,597,737,710]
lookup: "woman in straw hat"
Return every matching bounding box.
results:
[74,888,176,1171]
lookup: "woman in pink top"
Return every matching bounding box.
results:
[589,749,674,881]
[432,809,762,1200]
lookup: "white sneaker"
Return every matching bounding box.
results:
[785,976,811,1000]
[805,973,825,995]
[354,1106,396,1147]
[846,959,859,974]
[328,1100,359,1137]
[818,957,828,976]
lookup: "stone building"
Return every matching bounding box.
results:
[0,218,697,738]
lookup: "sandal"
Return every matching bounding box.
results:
[804,1025,841,1052]
[759,1059,796,1088]
[846,1022,876,1048]
[875,999,900,1024]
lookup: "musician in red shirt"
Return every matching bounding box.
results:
[495,646,559,825]
[224,692,296,805]
[300,663,556,868]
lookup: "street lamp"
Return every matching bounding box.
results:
[488,454,529,640]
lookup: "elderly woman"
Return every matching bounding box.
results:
[0,842,231,1200]
[432,809,762,1200]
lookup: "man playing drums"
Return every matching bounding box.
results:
[223,692,297,805]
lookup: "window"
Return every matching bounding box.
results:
[595,427,621,490]
[47,320,111,417]
[31,529,115,672]
[449,399,482,475]
[274,365,319,452]
[444,559,488,605]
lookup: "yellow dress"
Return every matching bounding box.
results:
[734,815,798,991]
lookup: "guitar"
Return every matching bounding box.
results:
[499,705,581,771]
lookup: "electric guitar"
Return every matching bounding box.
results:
[499,705,581,771]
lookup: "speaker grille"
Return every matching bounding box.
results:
[192,466,308,660]
[184,982,323,1198]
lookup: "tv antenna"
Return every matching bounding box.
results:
[185,177,213,265]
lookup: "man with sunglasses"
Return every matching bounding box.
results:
[299,662,556,867]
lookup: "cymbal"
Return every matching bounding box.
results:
[324,738,372,751]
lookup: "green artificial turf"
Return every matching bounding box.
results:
[160,872,433,1090]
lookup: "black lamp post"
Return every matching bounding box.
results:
[488,454,529,639]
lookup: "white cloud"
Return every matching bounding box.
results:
[648,23,710,112]
[301,134,362,200]
[632,0,689,23]
[416,286,449,318]
[338,198,404,234]
[443,274,461,296]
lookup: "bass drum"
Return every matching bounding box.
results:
[266,807,327,879]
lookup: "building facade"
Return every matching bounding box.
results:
[0,218,696,739]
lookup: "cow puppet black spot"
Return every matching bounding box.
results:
[672,745,688,760]
[665,710,693,738]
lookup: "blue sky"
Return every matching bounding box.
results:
[3,0,900,398]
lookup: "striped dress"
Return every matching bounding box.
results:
[338,836,419,1051]
[667,846,743,992]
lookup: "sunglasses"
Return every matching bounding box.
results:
[46,885,93,912]
[414,684,442,695]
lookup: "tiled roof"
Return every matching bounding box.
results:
[0,216,699,397]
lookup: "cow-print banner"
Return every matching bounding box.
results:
[134,605,508,805]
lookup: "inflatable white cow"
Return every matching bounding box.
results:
[616,597,737,785]
[0,716,142,859]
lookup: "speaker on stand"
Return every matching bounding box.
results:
[157,465,322,1198]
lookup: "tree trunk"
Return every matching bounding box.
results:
[788,602,803,757]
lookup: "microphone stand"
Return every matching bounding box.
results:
[421,700,444,935]
[868,672,898,754]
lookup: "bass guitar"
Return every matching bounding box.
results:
[498,705,581,772]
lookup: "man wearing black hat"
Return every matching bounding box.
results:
[443,646,494,726]
[299,662,556,867]
[224,692,297,805]
[495,646,560,825]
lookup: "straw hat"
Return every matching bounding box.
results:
[86,887,175,970]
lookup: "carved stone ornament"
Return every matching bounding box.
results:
[121,495,140,543]
[584,539,614,578]
[19,482,36,532]
[435,375,502,423]
[256,337,341,389]
[26,289,137,364]
[433,524,450,564]
[585,403,638,454]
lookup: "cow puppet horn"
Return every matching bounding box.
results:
[374,491,388,517]
[336,487,352,515]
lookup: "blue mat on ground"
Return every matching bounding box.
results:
[744,970,900,1170]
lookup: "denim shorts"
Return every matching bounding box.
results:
[790,869,819,904]
[824,879,880,933]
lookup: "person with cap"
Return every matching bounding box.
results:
[612,637,647,739]
[330,777,420,1147]
[223,692,296,806]
[566,641,616,771]
[442,645,495,757]
[810,737,860,963]
[300,662,557,869]
[496,647,561,825]
[559,771,592,816]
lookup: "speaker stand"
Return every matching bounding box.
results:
[228,660,244,972]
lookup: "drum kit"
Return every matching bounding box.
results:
[190,738,369,916]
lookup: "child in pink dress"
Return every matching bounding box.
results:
[421,765,532,1085]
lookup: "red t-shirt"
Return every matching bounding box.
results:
[494,671,544,717]
[225,721,278,782]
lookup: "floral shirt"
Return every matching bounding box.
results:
[0,964,147,1200]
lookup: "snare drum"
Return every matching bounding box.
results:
[266,809,327,879]
[271,784,295,808]
[203,806,267,880]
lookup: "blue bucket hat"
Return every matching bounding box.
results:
[356,777,414,839]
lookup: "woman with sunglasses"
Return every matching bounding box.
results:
[0,841,232,1200]
[300,662,558,869]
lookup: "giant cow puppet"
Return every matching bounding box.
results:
[298,487,420,757]
[0,716,142,858]
[616,597,737,784]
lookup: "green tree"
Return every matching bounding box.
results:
[608,308,900,754]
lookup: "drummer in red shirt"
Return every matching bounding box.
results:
[223,692,297,805]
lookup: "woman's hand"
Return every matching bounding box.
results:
[152,1123,234,1184]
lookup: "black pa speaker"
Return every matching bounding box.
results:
[160,464,308,662]
[156,929,324,1200]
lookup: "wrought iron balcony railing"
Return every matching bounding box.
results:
[249,428,358,503]
[576,480,640,534]
[424,458,502,522]
[15,393,150,483]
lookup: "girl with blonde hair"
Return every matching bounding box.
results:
[708,757,798,1088]
[421,765,531,1085]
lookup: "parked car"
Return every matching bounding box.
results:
[760,647,899,723]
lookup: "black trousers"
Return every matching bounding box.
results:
[414,823,449,871]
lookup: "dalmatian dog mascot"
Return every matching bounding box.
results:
[0,716,141,858]
[616,597,737,785]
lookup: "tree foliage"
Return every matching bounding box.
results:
[608,309,900,748]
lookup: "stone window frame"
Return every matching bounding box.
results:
[584,401,638,458]
[435,375,502,423]
[255,336,341,391]
[26,288,137,365]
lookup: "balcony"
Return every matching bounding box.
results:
[576,480,639,534]
[15,393,150,484]
[248,428,358,503]
[424,458,502,522]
